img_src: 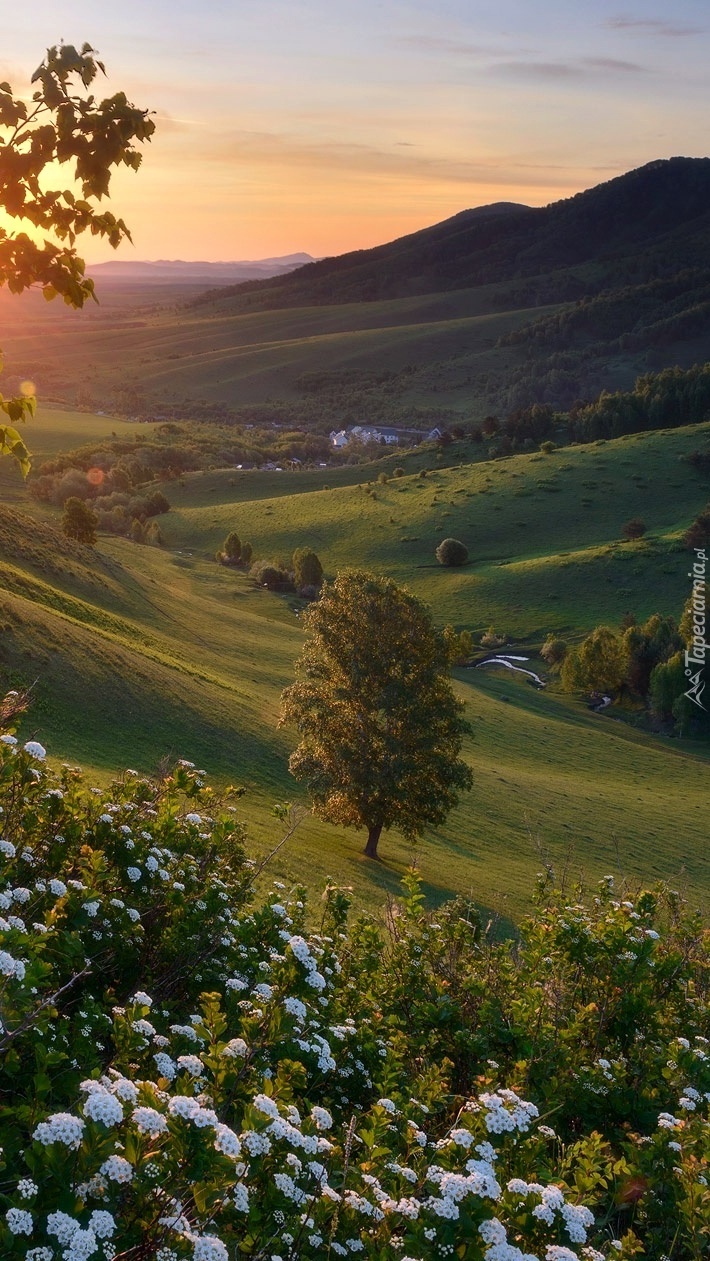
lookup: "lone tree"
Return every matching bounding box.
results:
[222,532,241,563]
[280,570,473,859]
[0,43,154,475]
[622,517,647,541]
[292,546,324,593]
[436,537,468,566]
[62,496,97,545]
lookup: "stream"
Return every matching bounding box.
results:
[473,653,546,687]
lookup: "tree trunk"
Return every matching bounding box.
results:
[364,824,382,859]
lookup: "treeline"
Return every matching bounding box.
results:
[547,599,709,738]
[500,270,710,356]
[217,532,325,598]
[462,362,710,455]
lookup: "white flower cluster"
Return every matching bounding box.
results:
[481,1089,539,1134]
[506,1180,594,1243]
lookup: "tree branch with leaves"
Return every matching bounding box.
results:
[0,41,154,473]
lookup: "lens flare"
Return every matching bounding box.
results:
[87,467,105,487]
[20,380,36,397]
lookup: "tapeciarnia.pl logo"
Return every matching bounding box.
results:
[685,548,707,709]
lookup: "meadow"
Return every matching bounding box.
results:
[0,405,707,918]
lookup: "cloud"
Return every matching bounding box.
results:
[198,128,617,193]
[491,56,647,80]
[493,61,578,79]
[153,111,199,135]
[399,34,532,57]
[581,57,647,72]
[606,16,704,36]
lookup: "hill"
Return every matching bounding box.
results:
[1,406,707,916]
[3,159,710,422]
[199,157,710,310]
[88,253,315,284]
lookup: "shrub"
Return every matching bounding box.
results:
[393,466,405,477]
[622,517,647,540]
[250,561,292,591]
[222,531,241,563]
[684,507,710,550]
[292,547,324,592]
[442,624,474,665]
[0,721,708,1259]
[435,537,469,566]
[541,636,567,668]
[481,626,506,649]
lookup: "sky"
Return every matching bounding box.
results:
[3,1,710,262]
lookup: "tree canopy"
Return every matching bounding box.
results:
[280,570,473,858]
[0,43,154,474]
[62,495,97,545]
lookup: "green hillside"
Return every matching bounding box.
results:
[7,160,710,422]
[1,407,707,917]
[163,421,710,637]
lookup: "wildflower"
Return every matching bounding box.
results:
[214,1124,242,1158]
[99,1156,133,1184]
[111,1076,139,1103]
[133,1106,168,1136]
[221,1037,248,1058]
[47,1211,81,1244]
[241,1130,271,1156]
[0,950,26,980]
[311,1106,333,1130]
[33,1113,85,1149]
[177,1054,204,1076]
[253,1093,281,1119]
[89,1211,116,1238]
[233,1182,249,1212]
[23,741,46,760]
[17,1179,38,1199]
[82,1088,124,1128]
[154,1052,177,1080]
[377,1098,397,1114]
[192,1236,228,1261]
[6,1207,33,1235]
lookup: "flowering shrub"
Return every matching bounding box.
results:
[0,724,708,1259]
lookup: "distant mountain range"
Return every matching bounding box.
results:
[201,157,710,310]
[88,254,315,283]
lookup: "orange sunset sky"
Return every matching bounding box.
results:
[3,1,710,262]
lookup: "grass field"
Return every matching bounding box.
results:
[1,405,708,918]
[0,280,574,415]
[163,422,710,637]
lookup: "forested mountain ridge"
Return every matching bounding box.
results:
[199,157,710,311]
